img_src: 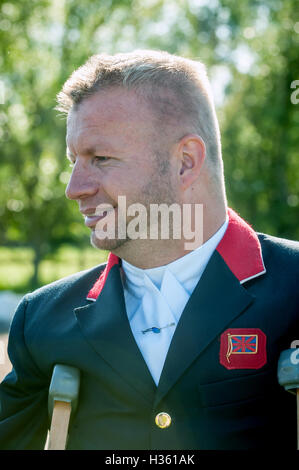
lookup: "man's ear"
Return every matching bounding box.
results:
[177,134,206,190]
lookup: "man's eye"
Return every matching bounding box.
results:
[94,156,110,163]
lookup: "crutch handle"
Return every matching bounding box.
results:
[277,349,299,450]
[47,364,80,450]
[277,348,299,394]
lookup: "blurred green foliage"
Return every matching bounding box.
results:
[0,246,107,292]
[0,0,298,290]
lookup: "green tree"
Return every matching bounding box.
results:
[0,0,298,289]
[0,0,115,287]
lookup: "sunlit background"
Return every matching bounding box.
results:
[0,0,298,305]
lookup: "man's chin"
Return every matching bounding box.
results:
[90,231,129,252]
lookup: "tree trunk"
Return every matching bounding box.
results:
[30,243,42,290]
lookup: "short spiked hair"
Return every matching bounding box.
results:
[57,49,224,183]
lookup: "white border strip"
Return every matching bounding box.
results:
[240,268,266,284]
[240,250,266,284]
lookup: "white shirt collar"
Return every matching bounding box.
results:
[122,215,229,296]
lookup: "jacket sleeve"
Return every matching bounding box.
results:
[0,296,49,450]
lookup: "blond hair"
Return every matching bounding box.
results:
[57,50,224,184]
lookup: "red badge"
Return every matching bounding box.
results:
[220,328,267,370]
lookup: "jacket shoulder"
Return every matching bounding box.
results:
[258,232,299,277]
[26,260,107,303]
[258,232,299,257]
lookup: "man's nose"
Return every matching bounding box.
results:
[65,162,98,200]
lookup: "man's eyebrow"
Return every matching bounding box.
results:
[66,146,116,159]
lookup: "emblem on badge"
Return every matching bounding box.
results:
[220,328,267,370]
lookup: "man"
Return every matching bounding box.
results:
[0,50,298,450]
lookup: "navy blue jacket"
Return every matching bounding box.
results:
[0,209,298,449]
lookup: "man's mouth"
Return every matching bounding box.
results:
[83,208,116,228]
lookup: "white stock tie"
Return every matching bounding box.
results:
[129,269,189,385]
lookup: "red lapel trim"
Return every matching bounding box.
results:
[216,208,265,283]
[86,208,266,300]
[86,253,119,301]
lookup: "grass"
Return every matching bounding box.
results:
[0,245,108,293]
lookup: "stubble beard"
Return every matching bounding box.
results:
[90,227,131,252]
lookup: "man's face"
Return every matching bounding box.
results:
[66,87,178,253]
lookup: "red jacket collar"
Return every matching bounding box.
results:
[87,252,119,301]
[216,208,265,284]
[86,208,265,301]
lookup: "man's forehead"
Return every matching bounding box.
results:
[66,89,158,153]
[68,88,152,124]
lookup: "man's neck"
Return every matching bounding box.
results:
[114,205,228,269]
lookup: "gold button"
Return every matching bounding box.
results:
[155,412,172,429]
